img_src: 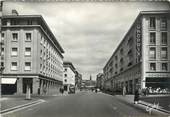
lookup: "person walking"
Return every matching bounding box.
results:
[134,89,140,104]
[123,86,126,96]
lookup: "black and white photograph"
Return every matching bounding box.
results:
[0,0,170,117]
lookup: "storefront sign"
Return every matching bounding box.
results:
[136,22,142,62]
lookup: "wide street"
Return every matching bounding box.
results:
[2,91,165,117]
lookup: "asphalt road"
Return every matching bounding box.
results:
[3,91,164,117]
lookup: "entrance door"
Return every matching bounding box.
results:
[23,78,33,94]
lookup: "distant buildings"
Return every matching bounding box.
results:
[1,10,64,95]
[103,10,170,94]
[96,73,104,90]
[63,61,76,92]
[81,76,96,89]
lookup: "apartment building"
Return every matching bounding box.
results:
[1,11,64,95]
[103,10,170,94]
[75,71,82,89]
[63,61,76,92]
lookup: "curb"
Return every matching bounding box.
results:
[138,101,170,115]
[105,93,170,116]
[0,99,45,115]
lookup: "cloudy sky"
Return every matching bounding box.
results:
[3,1,170,80]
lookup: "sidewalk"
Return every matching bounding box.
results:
[0,93,68,112]
[1,95,39,111]
[115,94,170,116]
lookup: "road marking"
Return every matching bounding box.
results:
[1,99,45,115]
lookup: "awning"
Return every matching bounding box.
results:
[1,78,17,84]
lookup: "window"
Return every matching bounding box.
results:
[11,48,18,56]
[40,64,42,70]
[12,33,18,41]
[120,48,123,55]
[1,48,4,55]
[27,20,32,25]
[64,79,67,82]
[115,64,118,68]
[160,17,167,29]
[115,56,118,61]
[25,47,31,56]
[64,68,67,72]
[127,37,133,46]
[161,47,167,59]
[149,47,156,59]
[25,62,31,71]
[1,33,4,40]
[128,62,132,67]
[64,74,67,77]
[41,36,43,44]
[11,62,17,70]
[150,63,156,71]
[11,20,17,25]
[25,33,31,41]
[149,17,156,29]
[161,32,167,45]
[162,63,168,71]
[120,58,124,65]
[120,68,123,72]
[149,32,156,44]
[1,62,4,67]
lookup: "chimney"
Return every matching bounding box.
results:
[12,9,19,16]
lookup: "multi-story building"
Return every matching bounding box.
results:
[63,61,76,92]
[1,11,64,95]
[75,71,82,89]
[96,73,104,90]
[103,10,170,94]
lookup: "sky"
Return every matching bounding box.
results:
[3,1,170,80]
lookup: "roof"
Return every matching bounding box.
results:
[2,15,64,54]
[63,61,76,72]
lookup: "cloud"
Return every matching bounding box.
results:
[3,1,170,80]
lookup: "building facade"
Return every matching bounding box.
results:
[103,10,170,94]
[63,62,76,92]
[75,71,82,89]
[1,11,64,95]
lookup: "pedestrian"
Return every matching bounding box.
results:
[95,89,97,93]
[134,89,140,104]
[145,87,149,96]
[61,87,64,95]
[123,86,126,96]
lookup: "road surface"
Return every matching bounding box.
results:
[3,91,164,117]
